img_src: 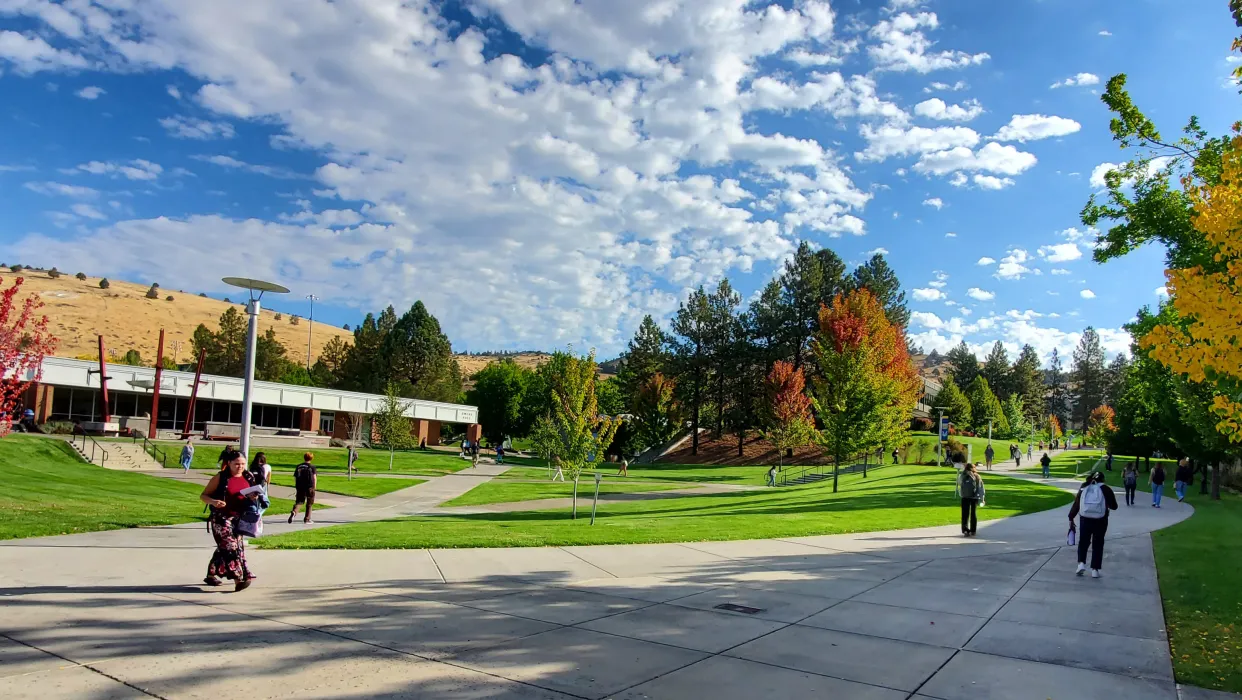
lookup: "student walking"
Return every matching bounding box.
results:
[1174,458,1193,502]
[180,439,195,472]
[248,452,271,491]
[1027,444,1033,460]
[1105,452,1114,471]
[956,463,986,537]
[1150,463,1167,508]
[1122,461,1139,506]
[200,447,260,591]
[984,444,995,470]
[1013,445,1021,468]
[288,453,317,524]
[551,457,565,482]
[1040,452,1052,479]
[1069,471,1119,578]
[891,447,899,465]
[767,465,778,487]
[617,458,629,477]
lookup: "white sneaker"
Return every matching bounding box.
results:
[1076,562,1086,576]
[1090,569,1100,579]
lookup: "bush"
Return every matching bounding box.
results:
[290,315,300,325]
[224,297,231,303]
[40,421,76,435]
[199,292,207,297]
[10,264,22,272]
[910,416,933,432]
[274,312,283,321]
[145,284,159,299]
[75,272,87,281]
[152,282,159,289]
[99,278,110,289]
[47,267,60,279]
[165,295,174,301]
[343,323,351,331]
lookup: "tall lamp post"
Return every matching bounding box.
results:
[223,277,290,458]
[305,293,319,369]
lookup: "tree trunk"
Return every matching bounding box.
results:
[832,452,839,493]
[1144,455,1150,473]
[737,427,744,457]
[389,446,394,471]
[691,373,701,456]
[572,476,580,518]
[1211,461,1222,501]
[1200,460,1210,495]
[716,373,725,439]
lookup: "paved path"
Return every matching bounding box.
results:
[435,482,761,515]
[2,469,1225,699]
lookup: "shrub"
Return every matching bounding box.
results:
[75,272,87,281]
[343,323,351,331]
[290,315,300,325]
[47,267,60,279]
[910,416,933,432]
[165,295,174,301]
[199,292,207,297]
[40,421,76,435]
[10,264,22,272]
[152,282,159,289]
[99,278,110,289]
[223,297,231,303]
[274,312,283,321]
[145,284,159,299]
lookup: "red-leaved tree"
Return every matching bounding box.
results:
[1,277,57,437]
[764,360,815,468]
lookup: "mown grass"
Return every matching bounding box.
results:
[163,442,471,477]
[441,480,685,507]
[268,473,424,499]
[257,464,1072,549]
[0,435,294,540]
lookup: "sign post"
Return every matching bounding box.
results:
[937,411,950,467]
[590,471,602,525]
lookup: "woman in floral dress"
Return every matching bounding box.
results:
[199,447,259,591]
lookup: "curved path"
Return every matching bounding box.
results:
[0,471,1213,700]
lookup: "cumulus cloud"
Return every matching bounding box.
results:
[864,247,890,256]
[992,114,1082,143]
[159,116,236,140]
[924,80,967,93]
[972,174,1015,190]
[24,181,99,198]
[1050,72,1100,89]
[966,287,995,301]
[71,160,162,181]
[1090,162,1119,189]
[868,12,989,73]
[75,86,104,99]
[857,124,979,162]
[977,256,996,265]
[1037,243,1082,263]
[913,98,983,121]
[913,287,945,301]
[923,197,944,209]
[1155,286,1169,298]
[915,142,1037,177]
[995,248,1033,279]
[0,30,87,73]
[1080,289,1096,299]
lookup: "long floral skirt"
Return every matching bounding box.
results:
[207,512,253,581]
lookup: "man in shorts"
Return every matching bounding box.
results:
[288,452,317,524]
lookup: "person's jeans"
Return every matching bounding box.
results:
[181,458,192,471]
[960,498,978,534]
[1077,516,1108,570]
[1152,484,1164,506]
[767,473,776,487]
[1042,465,1050,478]
[1124,484,1136,505]
[1175,481,1187,500]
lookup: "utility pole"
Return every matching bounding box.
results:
[305,293,319,369]
[935,407,949,468]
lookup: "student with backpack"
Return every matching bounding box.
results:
[1040,452,1052,479]
[767,465,777,487]
[1122,461,1139,506]
[1150,463,1167,508]
[199,447,261,591]
[180,439,195,473]
[1069,471,1119,578]
[956,463,985,536]
[288,453,317,524]
[249,452,271,491]
[1174,458,1194,502]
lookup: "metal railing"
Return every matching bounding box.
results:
[72,431,109,468]
[133,434,169,468]
[778,458,886,486]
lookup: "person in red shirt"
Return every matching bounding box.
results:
[200,447,260,591]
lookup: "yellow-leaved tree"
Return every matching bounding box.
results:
[1142,130,1242,442]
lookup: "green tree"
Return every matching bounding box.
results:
[616,315,669,408]
[931,377,972,432]
[980,341,1011,400]
[670,286,712,455]
[629,373,681,455]
[596,376,626,417]
[706,279,741,438]
[467,360,535,444]
[121,349,143,366]
[1071,327,1107,432]
[341,306,398,392]
[383,301,462,402]
[1009,344,1045,423]
[1001,394,1033,441]
[944,340,979,387]
[1046,348,1070,432]
[373,383,413,470]
[74,272,86,281]
[847,253,909,328]
[748,278,793,369]
[98,278,109,289]
[1104,353,1131,408]
[966,376,1007,435]
[781,241,847,369]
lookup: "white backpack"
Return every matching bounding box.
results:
[1080,483,1106,519]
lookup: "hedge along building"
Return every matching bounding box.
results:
[20,357,481,448]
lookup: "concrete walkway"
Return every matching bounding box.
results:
[1,469,1224,699]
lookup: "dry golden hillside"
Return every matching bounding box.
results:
[455,353,550,378]
[2,269,353,365]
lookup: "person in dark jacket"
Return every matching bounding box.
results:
[957,463,985,536]
[1040,452,1052,478]
[1174,458,1194,502]
[1150,463,1167,508]
[1122,460,1139,506]
[1069,471,1119,578]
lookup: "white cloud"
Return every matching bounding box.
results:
[167,85,182,99]
[913,98,983,121]
[1090,162,1119,189]
[972,174,1015,190]
[1051,268,1071,275]
[923,197,944,209]
[72,160,162,181]
[0,30,87,73]
[864,247,890,256]
[945,231,957,238]
[966,287,994,301]
[992,114,1081,143]
[977,256,996,265]
[75,86,105,99]
[1155,286,1169,298]
[1005,309,1043,320]
[1037,242,1082,262]
[868,12,989,73]
[1080,289,1096,299]
[924,80,967,93]
[1050,72,1101,89]
[191,155,300,179]
[913,287,945,301]
[70,203,107,220]
[23,181,99,198]
[1098,30,1112,37]
[948,172,968,187]
[159,116,236,140]
[995,248,1033,279]
[915,142,1038,177]
[857,124,979,162]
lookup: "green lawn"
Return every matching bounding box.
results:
[496,462,771,486]
[0,435,295,540]
[1019,451,1106,479]
[907,431,1052,466]
[1153,491,1242,692]
[257,464,1072,549]
[164,443,471,477]
[441,480,685,507]
[268,473,424,499]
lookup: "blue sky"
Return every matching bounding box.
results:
[0,0,1235,362]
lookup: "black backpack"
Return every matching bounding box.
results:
[206,470,257,514]
[294,463,314,491]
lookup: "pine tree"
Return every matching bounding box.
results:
[980,341,1011,399]
[1104,353,1130,408]
[1046,348,1070,432]
[944,340,979,387]
[670,286,713,455]
[1009,344,1045,423]
[616,315,669,408]
[1071,327,1107,431]
[707,279,741,439]
[966,376,1008,434]
[848,253,909,328]
[747,278,791,369]
[931,377,972,431]
[780,241,847,369]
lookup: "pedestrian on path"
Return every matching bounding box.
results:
[767,465,777,487]
[1027,443,1033,460]
[1013,444,1021,468]
[199,447,260,591]
[1105,451,1113,471]
[984,444,994,470]
[617,458,628,477]
[347,445,359,477]
[1150,463,1166,508]
[1040,452,1052,478]
[180,439,195,472]
[1122,461,1138,506]
[1069,471,1119,578]
[552,456,565,482]
[248,452,271,491]
[892,447,899,464]
[1174,458,1193,502]
[956,463,985,537]
[289,453,317,524]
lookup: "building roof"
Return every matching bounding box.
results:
[30,357,479,424]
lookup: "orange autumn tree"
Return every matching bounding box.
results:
[1046,414,1063,442]
[764,360,814,469]
[1142,130,1242,443]
[810,288,921,492]
[1,277,57,437]
[1087,405,1117,448]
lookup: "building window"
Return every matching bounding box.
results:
[319,412,335,435]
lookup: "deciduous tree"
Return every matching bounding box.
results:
[764,361,815,468]
[1087,405,1117,448]
[467,359,535,444]
[629,372,680,455]
[0,277,56,437]
[931,377,972,432]
[373,382,413,470]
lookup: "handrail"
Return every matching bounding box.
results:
[131,433,169,468]
[778,454,887,486]
[74,431,109,467]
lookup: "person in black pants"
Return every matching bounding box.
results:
[957,463,985,536]
[1069,471,1119,578]
[1122,461,1138,505]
